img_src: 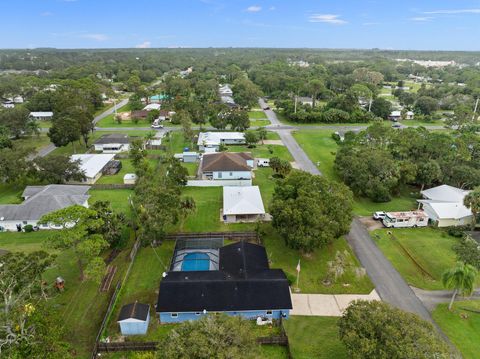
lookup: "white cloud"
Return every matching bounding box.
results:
[136,41,151,48]
[410,16,433,21]
[309,14,347,25]
[424,8,480,14]
[80,33,109,41]
[246,5,262,13]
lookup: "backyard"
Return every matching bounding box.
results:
[372,227,458,290]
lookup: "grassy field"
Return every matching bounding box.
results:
[432,300,480,359]
[89,188,135,215]
[248,110,267,119]
[292,129,339,180]
[14,134,52,152]
[228,144,293,162]
[352,186,419,216]
[96,158,158,185]
[284,316,347,359]
[182,162,198,176]
[372,227,457,290]
[263,225,374,294]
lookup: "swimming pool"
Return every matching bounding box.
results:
[181,252,210,271]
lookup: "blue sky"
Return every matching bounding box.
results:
[1,0,480,50]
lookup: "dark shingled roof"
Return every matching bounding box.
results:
[118,302,149,321]
[94,134,130,145]
[201,152,252,172]
[156,242,292,313]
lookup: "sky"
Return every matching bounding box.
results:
[1,0,480,50]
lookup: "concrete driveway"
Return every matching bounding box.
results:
[290,290,380,316]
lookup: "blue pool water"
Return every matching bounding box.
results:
[181,252,210,271]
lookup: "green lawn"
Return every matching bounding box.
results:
[372,228,457,290]
[95,103,153,128]
[228,144,293,162]
[432,300,480,359]
[89,188,134,215]
[0,184,24,204]
[292,129,339,180]
[263,225,373,294]
[0,230,134,357]
[182,162,198,176]
[253,168,277,210]
[96,159,158,185]
[14,134,52,152]
[266,131,281,140]
[163,132,196,154]
[284,316,347,359]
[248,110,267,120]
[251,119,271,127]
[352,186,419,216]
[401,119,445,127]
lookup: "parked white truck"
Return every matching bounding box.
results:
[382,211,429,228]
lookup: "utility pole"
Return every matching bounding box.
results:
[294,94,298,114]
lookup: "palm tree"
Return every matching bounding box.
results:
[442,262,478,310]
[464,187,480,229]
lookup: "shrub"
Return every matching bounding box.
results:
[23,224,34,233]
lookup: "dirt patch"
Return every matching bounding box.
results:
[358,216,384,231]
[263,140,284,145]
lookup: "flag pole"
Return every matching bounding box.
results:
[296,259,301,291]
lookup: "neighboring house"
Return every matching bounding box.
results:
[200,152,253,180]
[389,110,414,121]
[223,186,267,223]
[156,240,292,323]
[30,111,53,121]
[143,103,161,111]
[130,110,149,120]
[1,99,14,108]
[197,132,245,151]
[0,185,90,232]
[219,84,233,97]
[117,302,150,336]
[93,134,130,153]
[70,154,115,184]
[158,110,176,121]
[417,184,474,227]
[297,96,313,106]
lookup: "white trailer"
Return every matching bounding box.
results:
[382,211,429,228]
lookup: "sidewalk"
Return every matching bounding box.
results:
[290,290,380,316]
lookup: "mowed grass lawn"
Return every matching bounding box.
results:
[292,130,339,180]
[263,225,373,294]
[284,316,347,359]
[0,183,24,204]
[89,188,134,215]
[352,186,419,216]
[228,144,293,162]
[372,228,457,290]
[96,158,158,185]
[433,300,480,359]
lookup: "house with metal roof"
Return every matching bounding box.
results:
[197,132,245,151]
[0,185,90,232]
[223,186,267,223]
[417,184,474,227]
[156,240,292,323]
[70,154,115,184]
[117,302,150,335]
[199,152,253,180]
[29,111,53,121]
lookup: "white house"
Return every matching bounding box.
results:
[30,111,53,121]
[1,100,14,109]
[297,96,314,106]
[70,154,115,184]
[200,152,253,180]
[143,103,161,111]
[417,184,474,227]
[222,186,266,223]
[197,132,245,151]
[0,185,90,232]
[93,134,130,153]
[389,110,414,121]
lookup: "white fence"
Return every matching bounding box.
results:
[186,179,252,187]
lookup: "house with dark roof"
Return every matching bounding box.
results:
[0,185,90,232]
[156,241,292,323]
[93,134,131,153]
[117,302,150,335]
[199,152,253,180]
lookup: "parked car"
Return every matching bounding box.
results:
[151,123,164,129]
[392,123,402,128]
[373,211,387,220]
[263,106,270,110]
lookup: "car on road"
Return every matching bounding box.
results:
[392,123,402,128]
[151,123,164,129]
[263,106,270,110]
[373,211,387,220]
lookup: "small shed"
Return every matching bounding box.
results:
[123,173,138,185]
[183,152,199,163]
[118,302,150,335]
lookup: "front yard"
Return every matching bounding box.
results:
[432,300,480,359]
[372,227,457,290]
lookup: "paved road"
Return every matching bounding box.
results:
[92,98,129,125]
[346,219,433,321]
[259,98,321,175]
[259,98,436,323]
[413,287,480,311]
